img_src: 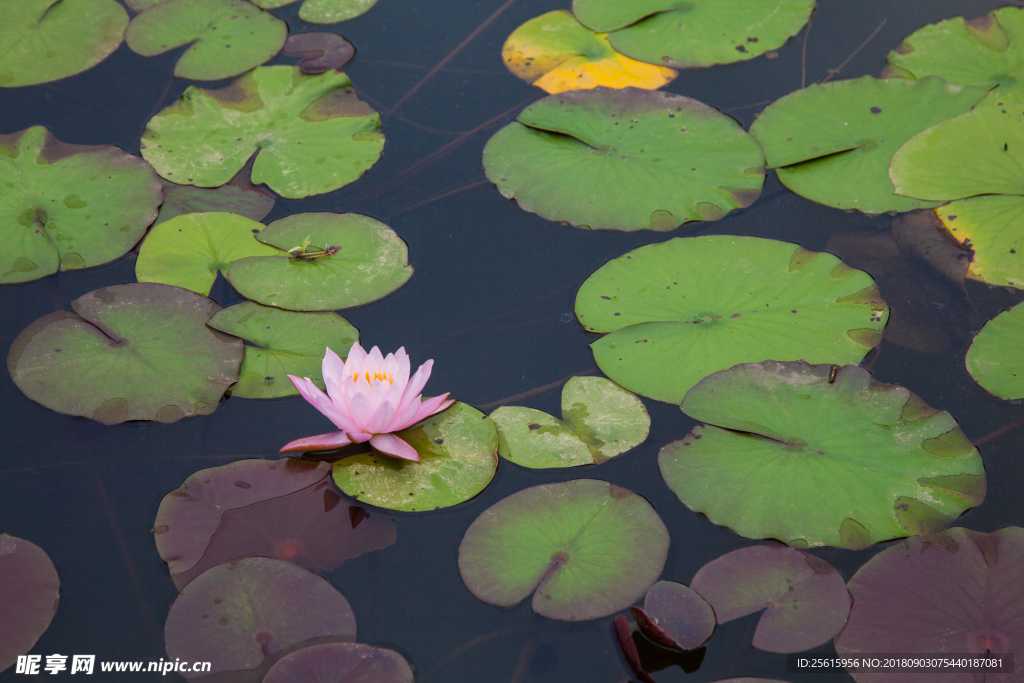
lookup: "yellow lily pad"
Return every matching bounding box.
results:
[502,11,676,94]
[936,196,1024,290]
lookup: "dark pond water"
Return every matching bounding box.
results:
[3,0,1024,681]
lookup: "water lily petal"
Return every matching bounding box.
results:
[347,390,374,430]
[279,429,352,453]
[409,393,453,425]
[322,346,347,400]
[385,393,424,432]
[349,431,373,443]
[393,347,411,388]
[367,345,385,367]
[369,433,420,461]
[381,351,400,384]
[394,359,434,415]
[289,375,357,432]
[345,341,367,369]
[365,375,391,413]
[365,398,396,433]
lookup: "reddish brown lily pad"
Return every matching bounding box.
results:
[172,477,396,589]
[690,545,851,653]
[0,536,60,674]
[283,33,355,74]
[164,557,356,679]
[836,527,1024,682]
[262,642,413,683]
[154,459,331,578]
[613,615,656,683]
[630,581,716,651]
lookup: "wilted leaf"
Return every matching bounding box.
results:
[502,11,676,94]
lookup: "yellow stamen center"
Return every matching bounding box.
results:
[353,370,392,385]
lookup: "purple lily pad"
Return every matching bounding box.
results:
[836,526,1024,682]
[172,477,396,589]
[690,545,850,653]
[630,581,716,651]
[0,536,60,674]
[154,179,274,227]
[154,459,331,577]
[262,642,413,683]
[165,557,356,680]
[283,33,355,74]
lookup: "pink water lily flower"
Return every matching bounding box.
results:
[280,343,454,461]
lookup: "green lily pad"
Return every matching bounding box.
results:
[154,179,274,228]
[889,106,1024,202]
[458,479,669,621]
[659,360,986,549]
[332,402,498,512]
[490,376,649,468]
[125,0,286,81]
[936,196,1024,290]
[141,66,384,199]
[136,212,284,297]
[7,283,242,424]
[575,236,888,403]
[572,0,814,69]
[749,76,986,214]
[252,0,379,24]
[885,7,1024,109]
[502,11,677,94]
[225,213,413,312]
[0,126,162,284]
[482,88,765,232]
[207,302,359,399]
[966,301,1024,400]
[0,0,127,88]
